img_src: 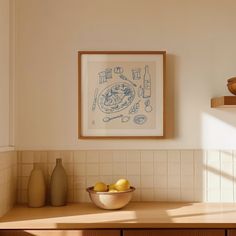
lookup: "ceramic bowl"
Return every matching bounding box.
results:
[227,77,236,95]
[86,186,135,210]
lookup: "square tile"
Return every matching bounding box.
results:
[168,150,180,163]
[86,163,99,176]
[113,162,126,176]
[33,151,47,163]
[221,150,233,163]
[141,175,154,188]
[126,151,140,162]
[141,162,154,175]
[167,188,180,202]
[127,162,140,175]
[154,188,167,201]
[221,188,234,202]
[21,164,33,177]
[100,176,113,184]
[21,151,34,164]
[100,163,113,175]
[181,163,194,175]
[207,188,220,202]
[99,151,113,163]
[181,175,194,188]
[168,175,180,188]
[168,162,180,175]
[141,151,153,162]
[154,175,167,188]
[74,151,86,163]
[141,189,154,201]
[74,163,86,176]
[74,189,87,202]
[63,163,74,176]
[74,176,86,189]
[181,188,194,202]
[154,161,167,175]
[207,150,220,164]
[86,151,99,163]
[180,150,194,163]
[113,151,126,162]
[154,150,167,163]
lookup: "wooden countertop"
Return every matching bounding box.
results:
[1,202,236,229]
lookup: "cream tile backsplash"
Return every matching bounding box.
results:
[0,151,17,217]
[17,150,236,204]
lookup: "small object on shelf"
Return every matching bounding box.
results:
[211,96,236,108]
[27,163,46,208]
[227,77,236,95]
[50,158,68,206]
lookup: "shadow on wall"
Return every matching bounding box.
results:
[165,54,177,139]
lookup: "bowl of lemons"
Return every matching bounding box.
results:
[86,179,135,210]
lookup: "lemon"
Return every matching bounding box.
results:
[93,182,108,192]
[108,189,118,193]
[115,178,130,191]
[108,183,116,191]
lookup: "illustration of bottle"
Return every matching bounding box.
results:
[27,163,46,207]
[143,65,151,98]
[50,158,68,206]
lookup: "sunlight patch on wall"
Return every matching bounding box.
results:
[201,113,236,149]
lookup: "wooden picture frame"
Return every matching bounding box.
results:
[78,51,166,139]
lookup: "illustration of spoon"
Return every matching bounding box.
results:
[119,74,137,87]
[92,88,98,111]
[103,114,123,122]
[121,116,130,123]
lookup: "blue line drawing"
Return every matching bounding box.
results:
[132,68,141,80]
[103,114,123,122]
[134,114,147,125]
[129,100,141,114]
[143,65,151,98]
[144,99,153,113]
[92,88,98,111]
[138,86,143,98]
[98,68,112,84]
[121,116,130,123]
[114,66,124,74]
[119,74,137,87]
[98,82,135,114]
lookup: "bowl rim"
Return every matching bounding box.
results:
[86,186,136,194]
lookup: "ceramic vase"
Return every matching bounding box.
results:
[50,158,68,206]
[27,163,46,207]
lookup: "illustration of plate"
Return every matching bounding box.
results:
[98,82,135,114]
[134,114,147,125]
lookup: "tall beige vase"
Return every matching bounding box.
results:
[50,158,68,206]
[27,163,46,207]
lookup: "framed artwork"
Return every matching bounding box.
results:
[78,51,166,139]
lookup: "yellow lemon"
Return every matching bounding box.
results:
[108,189,118,193]
[93,182,108,192]
[115,179,130,191]
[108,183,116,191]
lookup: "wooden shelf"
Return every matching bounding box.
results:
[211,96,236,108]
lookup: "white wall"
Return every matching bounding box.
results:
[0,0,10,147]
[15,0,236,150]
